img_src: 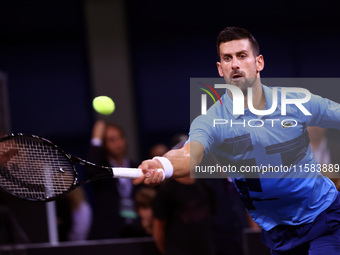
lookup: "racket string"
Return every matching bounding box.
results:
[0,137,75,200]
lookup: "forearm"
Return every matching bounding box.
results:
[162,141,204,178]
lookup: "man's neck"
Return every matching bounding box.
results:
[228,79,266,111]
[245,81,266,111]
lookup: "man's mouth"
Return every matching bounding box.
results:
[231,73,244,80]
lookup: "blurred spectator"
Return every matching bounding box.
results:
[130,187,157,237]
[119,187,157,238]
[86,120,139,239]
[152,176,216,255]
[149,144,168,158]
[169,134,256,255]
[201,152,259,255]
[207,178,253,255]
[57,188,92,242]
[66,188,92,241]
[308,126,340,189]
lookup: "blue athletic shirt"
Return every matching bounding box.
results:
[189,84,340,231]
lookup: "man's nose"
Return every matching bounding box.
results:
[231,58,240,69]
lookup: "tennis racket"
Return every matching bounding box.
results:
[0,133,161,202]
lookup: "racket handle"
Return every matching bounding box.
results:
[112,167,164,180]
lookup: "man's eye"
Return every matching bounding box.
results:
[224,56,231,61]
[239,54,246,59]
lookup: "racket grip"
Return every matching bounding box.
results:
[112,168,164,179]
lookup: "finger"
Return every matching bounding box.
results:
[144,172,152,185]
[133,168,151,185]
[150,169,162,184]
[156,170,164,183]
[132,174,145,185]
[138,163,148,171]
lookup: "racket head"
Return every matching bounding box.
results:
[0,133,77,202]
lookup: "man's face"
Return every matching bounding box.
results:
[104,127,127,159]
[216,39,264,93]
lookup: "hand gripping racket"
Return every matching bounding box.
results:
[0,133,162,202]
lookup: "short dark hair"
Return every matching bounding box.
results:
[216,26,260,58]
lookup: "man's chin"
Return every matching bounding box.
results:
[233,78,258,88]
[224,76,244,84]
[230,78,247,87]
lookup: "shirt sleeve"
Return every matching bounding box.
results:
[305,94,340,128]
[188,114,218,154]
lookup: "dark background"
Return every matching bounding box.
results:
[0,0,339,249]
[1,0,340,158]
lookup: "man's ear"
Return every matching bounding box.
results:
[216,62,224,77]
[256,55,264,72]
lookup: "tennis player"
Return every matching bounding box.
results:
[133,27,340,254]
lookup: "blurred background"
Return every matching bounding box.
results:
[1,0,340,161]
[0,0,340,254]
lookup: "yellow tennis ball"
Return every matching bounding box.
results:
[92,96,115,115]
